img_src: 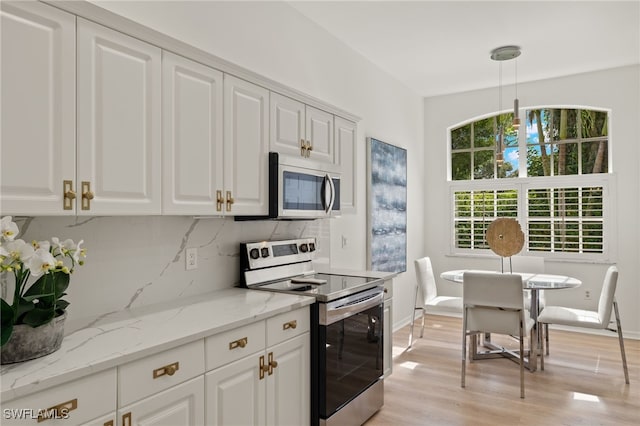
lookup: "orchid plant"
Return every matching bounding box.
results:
[0,216,86,346]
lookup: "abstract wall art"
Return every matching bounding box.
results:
[367,137,407,273]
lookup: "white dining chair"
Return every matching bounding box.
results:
[461,271,535,398]
[537,265,629,384]
[408,257,462,349]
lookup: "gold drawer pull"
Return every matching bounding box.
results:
[229,337,248,350]
[63,180,75,210]
[226,191,234,211]
[122,412,132,426]
[267,351,278,375]
[259,355,268,380]
[283,320,297,330]
[37,398,78,423]
[153,361,180,379]
[104,421,114,426]
[216,190,223,212]
[81,181,94,210]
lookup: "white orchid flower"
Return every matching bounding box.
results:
[3,239,35,263]
[25,248,56,277]
[31,240,51,252]
[71,240,85,263]
[1,216,19,241]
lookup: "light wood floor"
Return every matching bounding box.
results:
[365,314,639,426]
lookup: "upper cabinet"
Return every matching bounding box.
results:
[77,18,162,215]
[223,75,269,216]
[334,117,357,213]
[0,1,76,215]
[270,93,334,164]
[162,51,223,215]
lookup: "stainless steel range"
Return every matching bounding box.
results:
[240,238,385,426]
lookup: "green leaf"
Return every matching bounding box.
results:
[25,275,55,306]
[22,308,55,328]
[56,299,70,311]
[16,298,35,318]
[22,293,54,302]
[54,272,70,296]
[1,299,14,346]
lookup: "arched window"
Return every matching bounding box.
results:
[449,107,612,259]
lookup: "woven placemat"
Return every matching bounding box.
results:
[486,218,524,257]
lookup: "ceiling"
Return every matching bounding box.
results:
[289,1,640,97]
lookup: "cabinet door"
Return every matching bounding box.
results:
[162,52,223,215]
[383,298,392,378]
[305,106,334,164]
[266,334,310,426]
[205,355,266,426]
[77,18,161,215]
[269,93,304,158]
[223,75,269,216]
[334,117,357,213]
[0,1,76,215]
[119,376,204,426]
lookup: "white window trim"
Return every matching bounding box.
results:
[448,173,617,263]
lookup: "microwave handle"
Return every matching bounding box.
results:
[322,174,335,214]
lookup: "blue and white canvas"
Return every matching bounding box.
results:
[368,138,407,272]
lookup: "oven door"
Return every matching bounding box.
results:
[317,287,384,420]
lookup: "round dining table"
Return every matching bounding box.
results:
[440,269,582,371]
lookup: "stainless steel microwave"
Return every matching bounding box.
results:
[267,152,341,219]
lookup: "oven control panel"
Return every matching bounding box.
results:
[240,238,316,272]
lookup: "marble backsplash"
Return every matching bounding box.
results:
[3,216,329,329]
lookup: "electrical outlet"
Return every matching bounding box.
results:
[584,290,591,300]
[186,247,198,270]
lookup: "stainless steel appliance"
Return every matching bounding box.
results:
[240,238,384,426]
[253,152,341,220]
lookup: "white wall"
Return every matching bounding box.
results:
[424,66,640,337]
[80,1,425,330]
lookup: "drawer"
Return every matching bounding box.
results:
[205,321,265,371]
[118,339,204,406]
[1,368,116,425]
[266,306,310,347]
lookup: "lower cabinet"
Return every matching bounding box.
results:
[118,376,204,426]
[383,279,394,378]
[0,307,310,426]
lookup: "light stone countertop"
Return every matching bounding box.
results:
[0,288,315,402]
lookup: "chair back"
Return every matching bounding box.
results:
[597,266,618,325]
[414,257,438,305]
[508,255,544,274]
[463,272,525,336]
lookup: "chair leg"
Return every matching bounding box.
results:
[539,322,544,371]
[461,311,467,388]
[420,309,425,338]
[545,323,549,355]
[408,282,420,349]
[613,300,630,384]
[520,324,525,399]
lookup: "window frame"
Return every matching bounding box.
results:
[447,106,615,262]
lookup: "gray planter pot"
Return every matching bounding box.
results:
[1,313,67,364]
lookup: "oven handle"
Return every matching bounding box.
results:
[320,289,384,326]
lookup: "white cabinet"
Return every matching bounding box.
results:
[204,306,310,426]
[0,0,76,215]
[77,18,162,215]
[118,377,204,426]
[270,93,334,164]
[223,75,269,215]
[0,369,116,425]
[334,117,357,213]
[383,279,394,378]
[162,51,223,215]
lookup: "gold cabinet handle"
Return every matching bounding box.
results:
[153,361,180,379]
[229,337,248,350]
[259,355,269,380]
[226,191,234,211]
[63,180,75,210]
[283,320,297,330]
[216,190,223,212]
[37,398,78,423]
[300,138,306,157]
[267,352,278,375]
[122,412,132,426]
[81,181,94,210]
[103,421,114,426]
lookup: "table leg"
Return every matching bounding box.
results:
[530,289,539,372]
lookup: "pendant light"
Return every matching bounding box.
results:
[490,45,521,165]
